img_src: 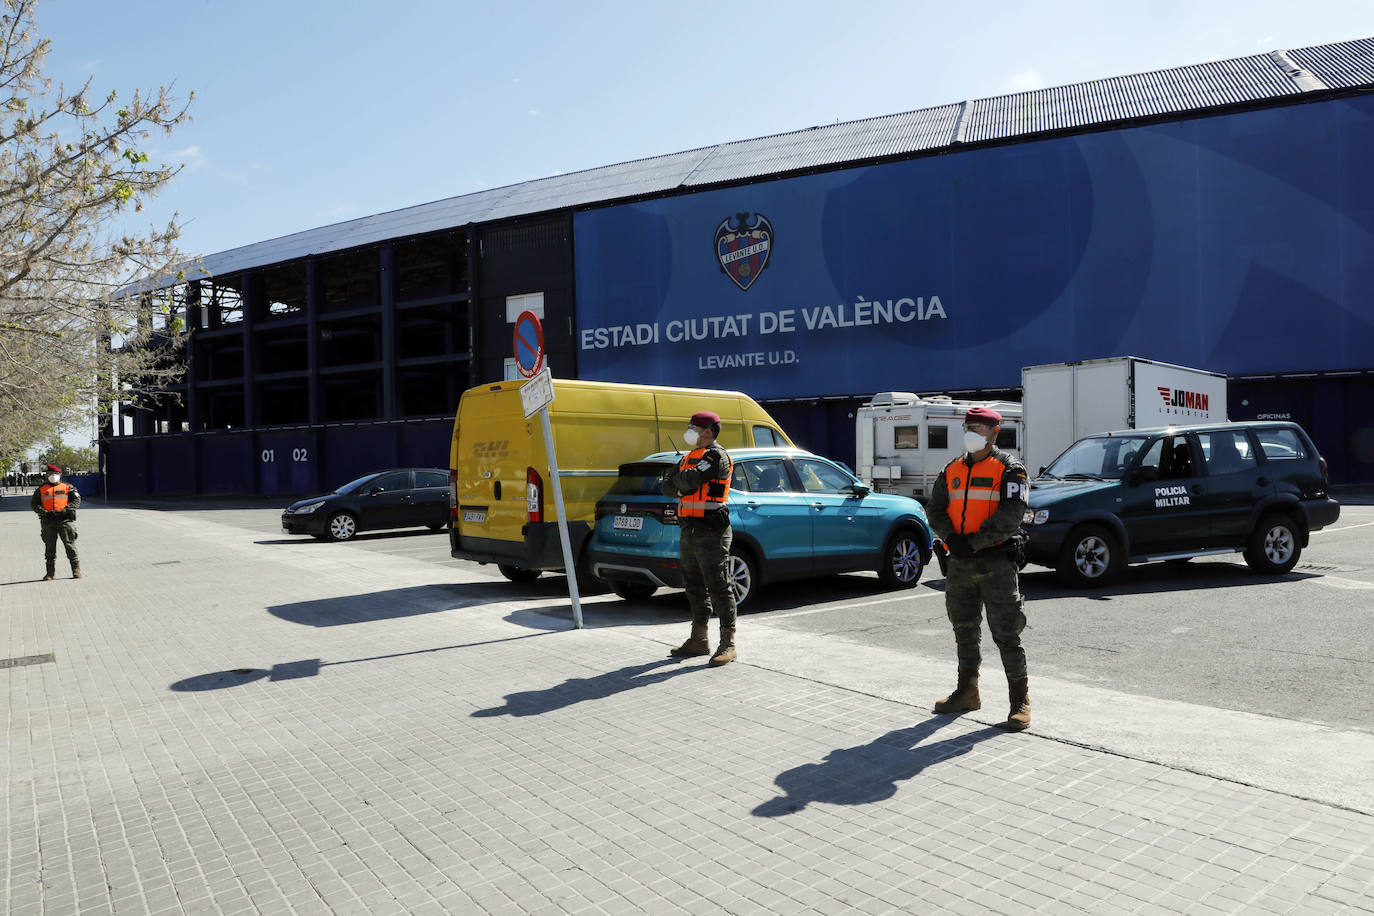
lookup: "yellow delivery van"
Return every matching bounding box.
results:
[448,378,792,583]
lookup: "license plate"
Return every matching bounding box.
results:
[463,510,486,523]
[613,515,643,531]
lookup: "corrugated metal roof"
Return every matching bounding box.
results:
[965,55,1300,142]
[1286,35,1374,89]
[193,36,1374,282]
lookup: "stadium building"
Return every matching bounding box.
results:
[104,37,1374,495]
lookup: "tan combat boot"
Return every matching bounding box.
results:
[933,668,981,713]
[669,621,711,658]
[1000,677,1030,731]
[708,626,737,666]
[71,562,82,579]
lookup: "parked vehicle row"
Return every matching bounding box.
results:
[279,376,1340,605]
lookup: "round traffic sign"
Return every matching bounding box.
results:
[512,310,545,378]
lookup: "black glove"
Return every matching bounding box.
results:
[64,508,76,520]
[943,533,974,558]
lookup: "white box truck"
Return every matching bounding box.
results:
[1021,357,1228,476]
[856,394,1024,501]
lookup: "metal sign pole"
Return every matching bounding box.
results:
[538,406,583,629]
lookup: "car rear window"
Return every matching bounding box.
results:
[416,470,448,488]
[608,463,672,496]
[1255,427,1309,461]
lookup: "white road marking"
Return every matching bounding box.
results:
[1316,520,1374,533]
[762,587,943,620]
[1313,575,1374,590]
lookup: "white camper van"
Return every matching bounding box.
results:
[1021,357,1229,476]
[856,393,1024,501]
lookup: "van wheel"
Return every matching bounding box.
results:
[325,512,358,542]
[878,528,924,588]
[498,564,541,583]
[728,547,759,609]
[610,581,658,601]
[1244,514,1301,574]
[1057,524,1121,587]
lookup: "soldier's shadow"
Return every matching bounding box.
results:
[471,658,701,718]
[753,719,1004,816]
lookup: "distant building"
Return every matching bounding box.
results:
[105,37,1374,495]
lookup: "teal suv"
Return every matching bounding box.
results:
[588,447,934,606]
[1025,421,1340,586]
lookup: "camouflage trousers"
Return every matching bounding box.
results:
[680,523,736,629]
[944,549,1026,679]
[41,519,79,566]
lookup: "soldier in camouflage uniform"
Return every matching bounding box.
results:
[661,410,738,666]
[927,407,1031,730]
[31,464,82,581]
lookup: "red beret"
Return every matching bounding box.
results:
[45,464,61,474]
[965,407,1002,425]
[690,411,721,427]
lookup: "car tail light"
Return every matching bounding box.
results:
[527,468,544,523]
[1319,456,1329,484]
[448,469,459,520]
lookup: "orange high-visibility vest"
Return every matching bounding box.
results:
[944,455,1007,538]
[39,482,73,512]
[677,447,733,518]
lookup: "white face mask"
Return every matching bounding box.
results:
[46,474,60,483]
[963,431,989,454]
[682,428,700,447]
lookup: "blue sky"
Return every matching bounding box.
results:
[44,0,1374,260]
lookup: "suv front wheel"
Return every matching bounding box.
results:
[878,528,925,588]
[1058,524,1122,587]
[1244,514,1301,575]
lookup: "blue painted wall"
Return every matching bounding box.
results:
[574,96,1374,399]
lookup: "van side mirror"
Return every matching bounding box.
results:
[1037,466,1047,477]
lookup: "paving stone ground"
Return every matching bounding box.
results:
[3,501,1373,915]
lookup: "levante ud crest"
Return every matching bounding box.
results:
[715,212,773,291]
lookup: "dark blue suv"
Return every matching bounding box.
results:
[1025,421,1340,586]
[588,447,933,606]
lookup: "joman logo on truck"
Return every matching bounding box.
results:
[1157,386,1210,414]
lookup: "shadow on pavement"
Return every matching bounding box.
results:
[472,657,703,718]
[169,631,556,691]
[268,579,576,626]
[255,528,447,546]
[753,719,1004,816]
[1020,559,1320,601]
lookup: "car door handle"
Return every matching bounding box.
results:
[811,502,825,508]
[1256,477,1269,486]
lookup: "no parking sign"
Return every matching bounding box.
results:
[512,311,545,378]
[511,309,582,628]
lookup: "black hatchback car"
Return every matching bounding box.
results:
[1025,421,1339,586]
[281,468,451,541]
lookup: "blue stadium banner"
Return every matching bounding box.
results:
[574,97,1374,399]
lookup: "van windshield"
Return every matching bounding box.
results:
[1042,436,1147,479]
[608,462,674,497]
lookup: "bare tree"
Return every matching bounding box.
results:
[0,0,194,468]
